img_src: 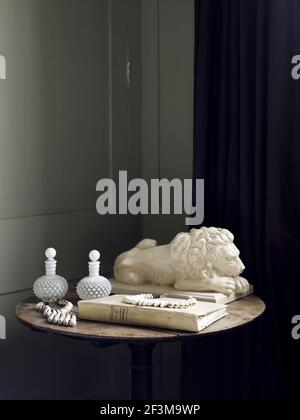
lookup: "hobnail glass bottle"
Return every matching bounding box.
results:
[76,250,111,300]
[33,248,68,302]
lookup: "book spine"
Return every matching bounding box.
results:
[78,303,199,332]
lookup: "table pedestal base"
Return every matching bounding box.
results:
[129,343,156,400]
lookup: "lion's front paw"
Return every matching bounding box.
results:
[234,277,250,293]
[220,278,236,295]
[210,277,236,295]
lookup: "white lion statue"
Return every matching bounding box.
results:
[114,227,250,295]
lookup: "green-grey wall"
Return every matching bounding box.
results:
[142,0,194,244]
[0,0,142,399]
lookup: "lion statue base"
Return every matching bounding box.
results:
[113,227,250,296]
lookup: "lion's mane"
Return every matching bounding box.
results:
[170,226,235,282]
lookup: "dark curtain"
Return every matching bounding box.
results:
[182,0,300,399]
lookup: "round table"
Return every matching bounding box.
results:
[16,294,265,400]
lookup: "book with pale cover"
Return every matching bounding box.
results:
[78,295,227,333]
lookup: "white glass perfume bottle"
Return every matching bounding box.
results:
[76,250,112,300]
[33,248,68,302]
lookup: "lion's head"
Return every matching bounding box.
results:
[170,226,245,282]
